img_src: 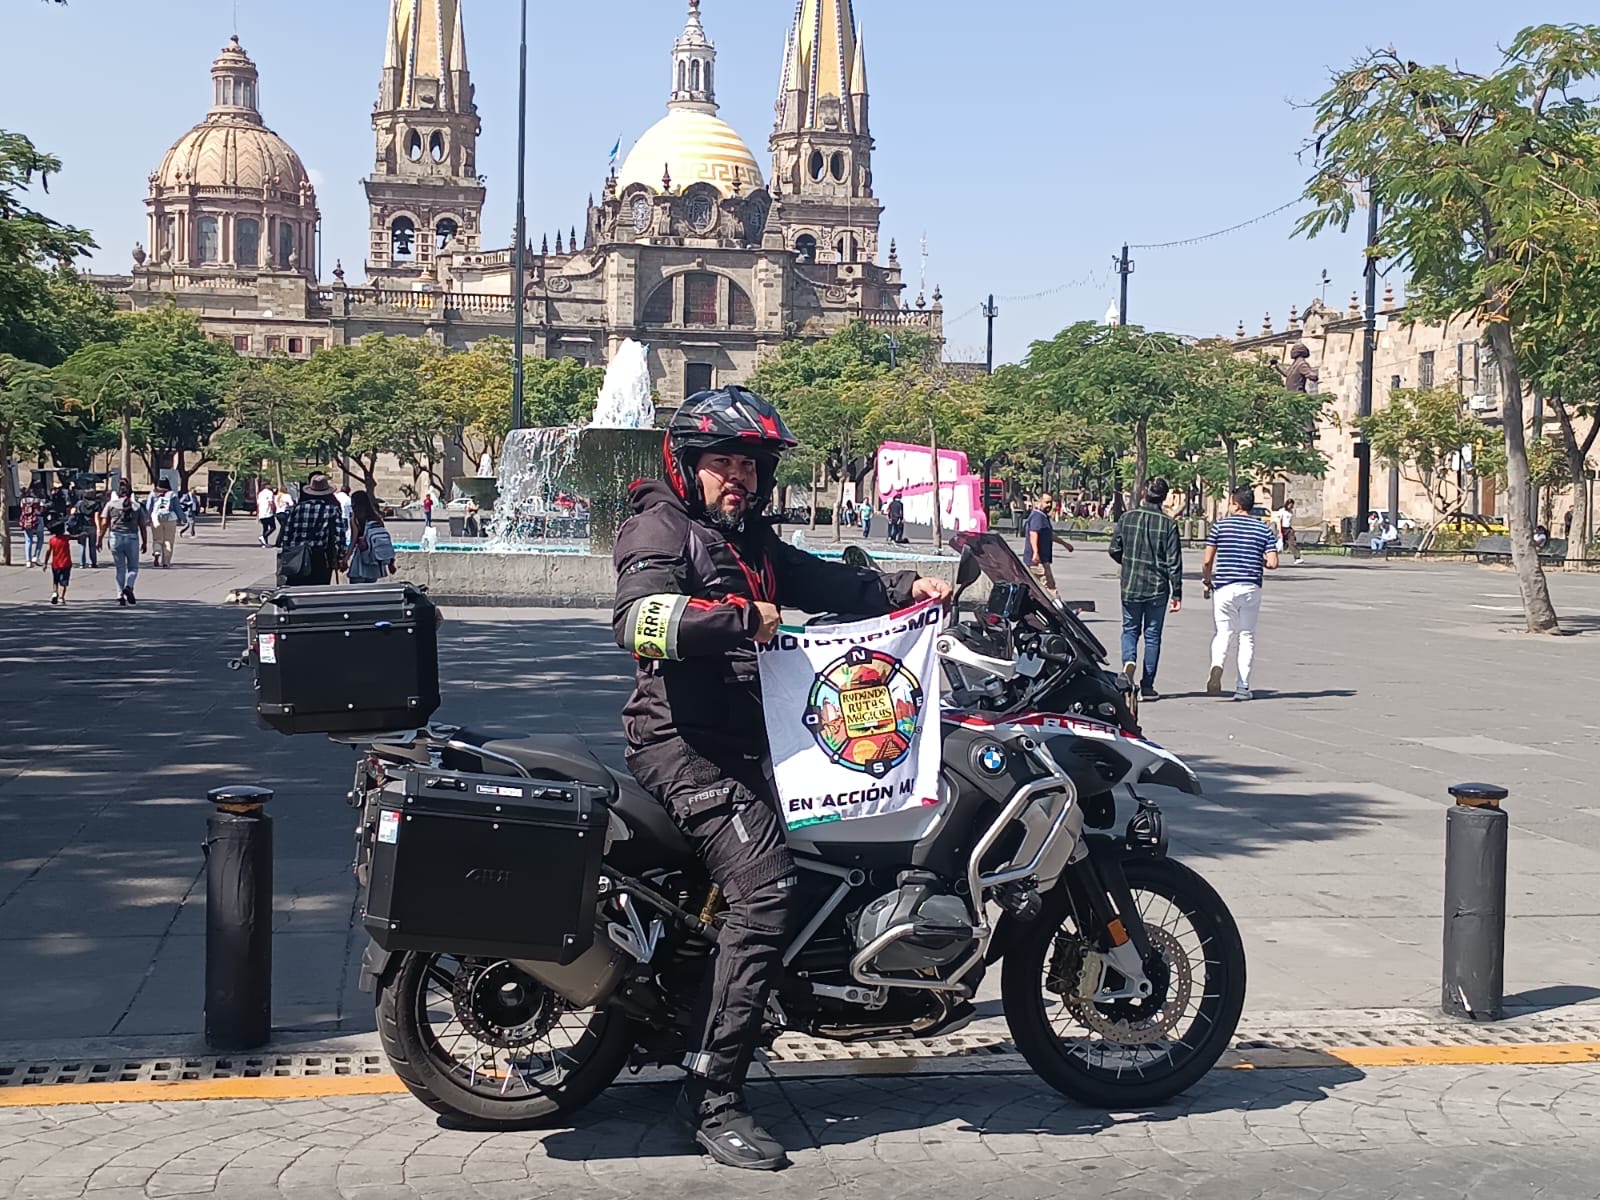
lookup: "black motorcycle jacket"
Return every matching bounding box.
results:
[614,479,918,759]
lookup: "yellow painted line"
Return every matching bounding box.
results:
[0,1074,408,1107]
[1226,1042,1600,1071]
[3,1042,1600,1107]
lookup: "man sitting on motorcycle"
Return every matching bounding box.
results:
[613,386,952,1170]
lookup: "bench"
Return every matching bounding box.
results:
[1347,531,1422,558]
[1289,529,1324,548]
[1472,535,1569,563]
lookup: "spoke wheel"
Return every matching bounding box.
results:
[377,952,631,1128]
[1002,856,1245,1107]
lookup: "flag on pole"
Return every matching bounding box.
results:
[608,137,621,171]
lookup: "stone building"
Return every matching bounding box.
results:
[93,0,940,423]
[1230,292,1507,530]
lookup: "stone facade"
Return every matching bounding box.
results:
[90,0,941,436]
[1231,293,1508,530]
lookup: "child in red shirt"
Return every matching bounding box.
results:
[48,523,72,604]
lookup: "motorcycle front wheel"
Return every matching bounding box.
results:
[376,951,632,1129]
[1001,855,1246,1107]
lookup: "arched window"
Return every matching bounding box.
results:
[794,234,817,263]
[277,221,296,268]
[195,217,220,264]
[243,80,254,108]
[705,62,713,96]
[429,132,446,163]
[836,233,856,262]
[684,273,719,326]
[642,282,674,324]
[235,218,260,266]
[729,282,755,328]
[406,131,423,162]
[809,151,826,182]
[391,217,416,262]
[831,151,847,182]
[691,60,701,92]
[435,217,459,251]
[678,60,687,93]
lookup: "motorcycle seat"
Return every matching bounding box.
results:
[478,734,617,790]
[608,770,695,863]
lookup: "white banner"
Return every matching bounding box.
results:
[757,600,944,830]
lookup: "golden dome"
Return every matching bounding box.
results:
[617,108,763,199]
[155,120,312,196]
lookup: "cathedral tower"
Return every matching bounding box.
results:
[770,0,879,265]
[364,0,485,281]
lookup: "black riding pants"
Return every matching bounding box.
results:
[627,740,798,1092]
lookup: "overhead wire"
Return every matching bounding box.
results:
[1126,200,1301,251]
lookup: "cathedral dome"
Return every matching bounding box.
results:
[617,108,763,199]
[150,38,313,199]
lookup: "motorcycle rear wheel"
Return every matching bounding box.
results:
[376,951,632,1129]
[1001,856,1245,1107]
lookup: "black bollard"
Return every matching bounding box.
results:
[1441,782,1509,1022]
[205,785,274,1050]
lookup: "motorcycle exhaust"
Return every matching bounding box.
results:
[510,933,628,1008]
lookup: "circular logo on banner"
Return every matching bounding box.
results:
[802,645,924,777]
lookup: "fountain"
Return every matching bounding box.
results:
[488,339,660,554]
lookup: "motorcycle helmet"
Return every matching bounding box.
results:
[664,386,798,516]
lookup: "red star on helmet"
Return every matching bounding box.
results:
[698,415,714,432]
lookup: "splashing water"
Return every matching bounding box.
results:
[590,339,655,430]
[482,340,660,553]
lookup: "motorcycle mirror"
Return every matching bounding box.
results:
[955,548,982,587]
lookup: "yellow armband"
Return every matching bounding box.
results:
[626,593,689,660]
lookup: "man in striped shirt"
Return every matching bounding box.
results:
[1203,485,1279,701]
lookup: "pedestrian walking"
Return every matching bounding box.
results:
[179,487,201,537]
[860,500,873,539]
[346,490,397,584]
[1022,493,1075,601]
[274,487,294,544]
[1108,478,1183,701]
[1011,497,1026,537]
[74,489,101,567]
[422,492,435,527]
[47,523,72,604]
[276,472,347,587]
[19,484,46,568]
[97,478,150,606]
[1203,485,1280,701]
[1275,498,1302,563]
[335,486,354,546]
[887,495,905,543]
[255,483,277,546]
[146,479,180,568]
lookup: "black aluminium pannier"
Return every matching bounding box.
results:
[362,766,609,963]
[252,584,440,735]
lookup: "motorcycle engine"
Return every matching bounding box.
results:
[852,871,976,974]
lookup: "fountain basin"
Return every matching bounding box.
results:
[391,544,960,607]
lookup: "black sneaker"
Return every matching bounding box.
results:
[118,590,127,607]
[125,587,137,606]
[1140,684,1160,702]
[675,1085,789,1171]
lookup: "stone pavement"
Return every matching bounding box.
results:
[4,1061,1600,1198]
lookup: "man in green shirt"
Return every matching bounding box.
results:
[1108,478,1183,701]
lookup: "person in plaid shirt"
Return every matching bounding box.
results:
[1108,477,1183,701]
[276,474,348,586]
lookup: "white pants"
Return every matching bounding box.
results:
[1211,582,1263,687]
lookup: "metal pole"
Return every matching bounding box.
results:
[982,294,998,375]
[510,0,528,432]
[1117,244,1132,326]
[205,785,274,1050]
[1356,185,1379,530]
[1442,782,1509,1022]
[1388,374,1402,537]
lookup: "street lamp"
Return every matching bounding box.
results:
[510,0,528,432]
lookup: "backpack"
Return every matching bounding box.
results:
[366,525,395,565]
[65,511,86,538]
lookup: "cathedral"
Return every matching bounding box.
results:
[96,0,942,418]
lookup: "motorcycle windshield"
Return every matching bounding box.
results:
[949,532,1108,664]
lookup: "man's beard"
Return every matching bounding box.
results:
[703,500,747,533]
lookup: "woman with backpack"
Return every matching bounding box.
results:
[19,484,47,568]
[346,490,397,585]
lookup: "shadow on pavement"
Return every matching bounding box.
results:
[533,1063,1365,1162]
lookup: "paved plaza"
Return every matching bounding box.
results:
[3,522,1600,1195]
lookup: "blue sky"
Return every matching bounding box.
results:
[2,0,1577,365]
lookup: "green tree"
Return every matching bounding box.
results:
[1297,24,1600,631]
[223,357,318,489]
[1360,385,1505,536]
[1024,322,1187,506]
[297,336,441,492]
[0,354,59,565]
[524,355,607,431]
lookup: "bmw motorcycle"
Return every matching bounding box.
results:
[341,532,1245,1127]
